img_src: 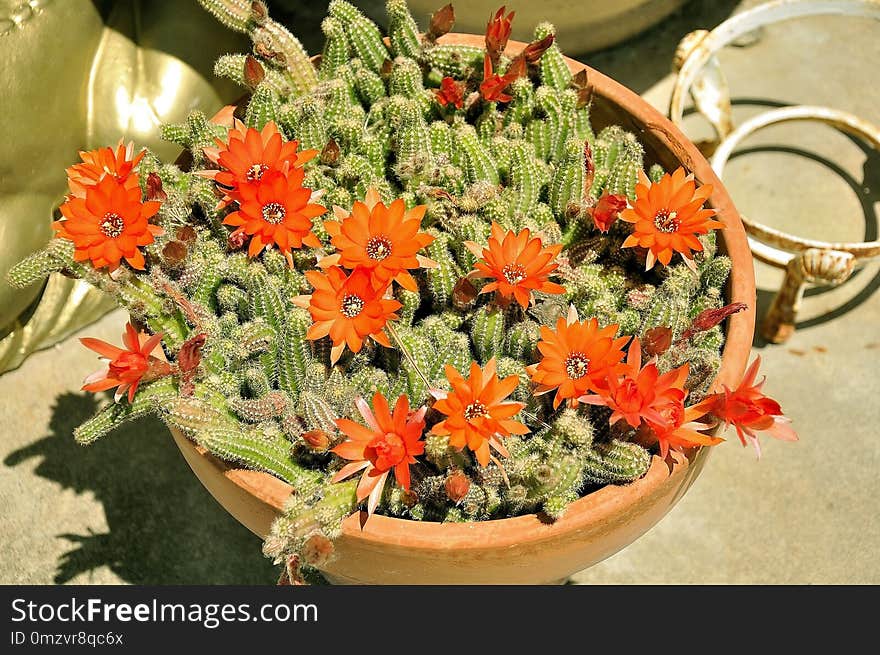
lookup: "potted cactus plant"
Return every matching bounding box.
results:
[8,0,796,584]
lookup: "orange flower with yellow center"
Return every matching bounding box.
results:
[430,358,529,467]
[66,139,144,197]
[222,169,325,257]
[526,307,629,409]
[320,188,436,292]
[202,119,317,207]
[620,167,723,270]
[299,266,401,364]
[332,393,427,516]
[466,222,565,308]
[55,175,162,271]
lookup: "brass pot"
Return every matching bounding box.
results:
[0,0,246,369]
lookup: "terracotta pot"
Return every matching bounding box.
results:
[171,35,756,584]
[407,0,689,55]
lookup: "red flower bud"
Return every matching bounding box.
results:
[453,277,478,308]
[642,326,673,357]
[146,172,167,202]
[427,3,455,42]
[302,429,331,452]
[445,471,471,502]
[681,302,748,342]
[176,225,197,245]
[485,6,515,67]
[244,54,265,88]
[320,138,340,165]
[521,33,555,64]
[161,240,188,266]
[591,193,627,233]
[227,230,248,251]
[302,532,335,567]
[583,140,595,197]
[571,69,592,108]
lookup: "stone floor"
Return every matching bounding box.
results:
[1,0,877,584]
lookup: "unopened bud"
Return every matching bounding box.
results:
[302,429,331,452]
[444,471,470,502]
[227,231,247,251]
[302,532,335,568]
[244,54,265,88]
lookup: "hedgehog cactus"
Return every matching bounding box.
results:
[7,1,764,584]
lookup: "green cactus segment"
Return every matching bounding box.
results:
[74,378,179,445]
[320,17,350,79]
[424,231,461,309]
[581,439,652,485]
[245,84,281,130]
[549,138,585,217]
[329,0,390,73]
[454,124,500,185]
[197,426,321,490]
[535,23,572,90]
[591,126,644,199]
[386,0,422,59]
[7,238,76,288]
[470,305,505,364]
[424,44,484,78]
[195,0,251,33]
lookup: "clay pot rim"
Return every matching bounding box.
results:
[178,34,755,551]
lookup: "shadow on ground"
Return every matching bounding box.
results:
[4,393,276,584]
[743,127,880,346]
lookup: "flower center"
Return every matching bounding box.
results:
[366,432,406,471]
[654,209,680,233]
[246,164,269,181]
[261,202,286,224]
[366,235,393,261]
[340,294,365,318]
[464,401,489,420]
[99,212,125,238]
[564,352,590,379]
[502,263,526,285]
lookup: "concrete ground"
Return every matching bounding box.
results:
[1,0,878,584]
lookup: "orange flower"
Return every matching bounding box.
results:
[527,307,628,409]
[66,140,144,197]
[80,322,171,402]
[479,54,524,103]
[320,188,436,292]
[430,358,529,467]
[620,167,723,270]
[300,266,401,364]
[485,6,515,67]
[466,222,565,308]
[332,393,427,516]
[641,400,722,460]
[703,357,798,457]
[591,193,627,233]
[55,175,162,271]
[579,338,690,429]
[435,76,466,109]
[222,169,325,257]
[203,119,317,206]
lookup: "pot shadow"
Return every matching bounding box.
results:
[3,392,276,584]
